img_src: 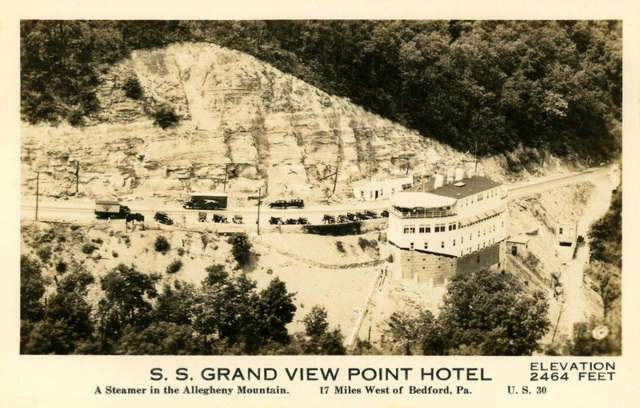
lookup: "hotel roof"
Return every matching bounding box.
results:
[412,176,502,199]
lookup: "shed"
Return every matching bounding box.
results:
[507,234,530,257]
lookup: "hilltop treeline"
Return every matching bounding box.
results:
[21,20,621,161]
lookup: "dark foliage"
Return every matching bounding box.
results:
[384,270,550,356]
[122,77,143,100]
[154,235,170,253]
[21,21,621,163]
[227,233,252,267]
[153,104,179,129]
[588,187,622,267]
[20,255,46,322]
[166,259,183,274]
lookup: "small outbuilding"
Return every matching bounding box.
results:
[507,234,530,258]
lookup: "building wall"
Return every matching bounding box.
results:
[353,176,413,201]
[393,240,505,287]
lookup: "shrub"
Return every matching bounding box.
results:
[67,106,85,127]
[358,237,378,252]
[177,247,185,257]
[37,246,53,263]
[387,254,394,263]
[56,261,67,274]
[155,236,170,254]
[336,241,346,253]
[122,77,143,100]
[81,243,97,254]
[112,251,119,258]
[92,238,103,245]
[166,259,183,274]
[153,104,179,129]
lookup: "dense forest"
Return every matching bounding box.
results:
[21,20,621,162]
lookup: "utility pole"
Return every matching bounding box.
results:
[75,161,79,195]
[256,186,262,235]
[35,170,40,220]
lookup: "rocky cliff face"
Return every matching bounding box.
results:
[21,42,474,206]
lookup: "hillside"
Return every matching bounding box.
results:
[21,42,473,206]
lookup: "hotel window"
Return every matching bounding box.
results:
[404,226,416,234]
[410,242,414,250]
[419,225,431,233]
[461,236,464,243]
[453,239,456,246]
[478,231,481,237]
[424,242,429,250]
[448,222,457,231]
[435,223,446,232]
[441,241,445,248]
[477,193,483,202]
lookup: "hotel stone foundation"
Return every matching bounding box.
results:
[393,240,506,287]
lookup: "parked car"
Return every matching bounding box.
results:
[380,210,389,218]
[337,215,348,223]
[297,217,310,225]
[287,199,305,208]
[363,210,378,219]
[322,214,336,224]
[198,212,207,222]
[232,214,244,224]
[154,212,174,225]
[346,213,359,222]
[269,217,283,225]
[356,212,371,220]
[285,218,298,225]
[213,214,228,223]
[269,200,288,209]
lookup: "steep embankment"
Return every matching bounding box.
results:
[21,42,473,207]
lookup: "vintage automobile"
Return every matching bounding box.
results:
[198,212,207,222]
[154,212,174,225]
[232,214,244,224]
[268,200,288,209]
[337,215,348,223]
[287,199,305,208]
[297,217,310,225]
[322,214,336,224]
[213,214,228,223]
[380,210,390,218]
[269,217,283,225]
[285,218,298,225]
[363,210,379,219]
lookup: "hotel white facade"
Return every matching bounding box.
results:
[387,175,508,286]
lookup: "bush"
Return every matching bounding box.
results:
[387,254,394,263]
[336,241,346,253]
[81,243,97,254]
[358,237,378,252]
[37,246,53,263]
[56,261,67,274]
[153,104,179,129]
[155,236,170,254]
[177,247,185,256]
[122,77,143,100]
[228,233,252,267]
[166,259,183,274]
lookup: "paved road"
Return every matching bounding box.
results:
[21,165,616,228]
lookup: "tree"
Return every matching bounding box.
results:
[384,270,550,356]
[97,264,160,348]
[152,280,198,326]
[228,233,253,268]
[256,277,297,345]
[20,255,46,322]
[114,322,207,355]
[437,270,550,355]
[300,305,346,355]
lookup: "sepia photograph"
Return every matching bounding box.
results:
[3,2,639,406]
[18,19,622,357]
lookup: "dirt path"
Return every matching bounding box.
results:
[555,168,618,337]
